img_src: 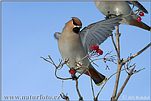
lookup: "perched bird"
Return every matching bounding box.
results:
[54,16,122,85]
[94,0,151,31]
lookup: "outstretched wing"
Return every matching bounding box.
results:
[80,15,122,53]
[127,1,148,14]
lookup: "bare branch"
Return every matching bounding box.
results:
[96,67,130,100]
[60,93,69,101]
[41,55,85,100]
[112,25,122,100]
[133,68,145,74]
[54,68,72,80]
[122,42,151,65]
[41,56,72,80]
[75,79,83,101]
[115,67,135,100]
[90,51,117,71]
[115,66,145,100]
[115,25,121,62]
[112,42,151,101]
[111,35,118,58]
[95,79,107,100]
[116,62,145,100]
[87,70,96,100]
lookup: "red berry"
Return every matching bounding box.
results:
[96,49,103,55]
[69,68,76,75]
[90,45,99,51]
[139,12,144,16]
[137,16,142,22]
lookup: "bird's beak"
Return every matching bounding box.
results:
[73,26,82,34]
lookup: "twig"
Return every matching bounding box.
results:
[41,56,72,80]
[87,70,96,100]
[95,80,107,100]
[75,79,83,101]
[111,35,118,58]
[133,68,145,74]
[60,93,69,101]
[122,42,151,65]
[123,56,135,74]
[54,67,72,80]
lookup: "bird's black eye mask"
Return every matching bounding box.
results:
[73,27,81,34]
[71,17,82,34]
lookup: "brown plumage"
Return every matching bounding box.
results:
[129,18,151,31]
[72,17,82,27]
[85,64,106,86]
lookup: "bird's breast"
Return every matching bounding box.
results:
[58,35,89,71]
[95,1,131,16]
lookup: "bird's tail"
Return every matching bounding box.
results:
[85,65,107,86]
[128,17,151,32]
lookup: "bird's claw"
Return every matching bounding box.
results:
[71,74,77,80]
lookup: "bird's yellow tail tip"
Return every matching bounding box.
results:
[96,77,108,86]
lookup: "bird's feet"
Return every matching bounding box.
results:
[69,68,77,80]
[105,11,118,20]
[71,74,78,80]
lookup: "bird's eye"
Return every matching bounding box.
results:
[73,27,81,34]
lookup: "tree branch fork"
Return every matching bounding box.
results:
[111,25,150,101]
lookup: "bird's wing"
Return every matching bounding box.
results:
[127,1,148,14]
[54,32,61,40]
[80,15,122,53]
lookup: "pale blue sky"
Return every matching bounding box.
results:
[2,1,151,100]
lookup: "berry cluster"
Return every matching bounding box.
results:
[137,11,145,22]
[90,44,103,55]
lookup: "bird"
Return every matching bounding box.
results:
[94,0,151,31]
[54,16,122,85]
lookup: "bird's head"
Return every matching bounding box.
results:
[64,17,82,34]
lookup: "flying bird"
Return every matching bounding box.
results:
[94,0,151,31]
[54,16,122,85]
